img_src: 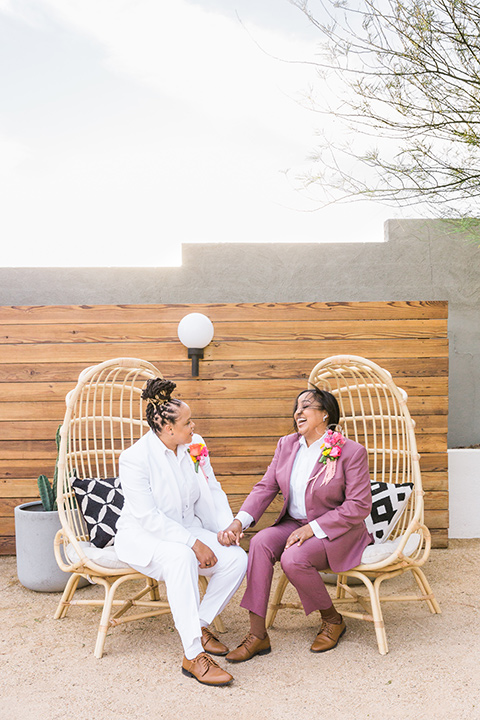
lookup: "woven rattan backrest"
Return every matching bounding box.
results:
[56,358,161,544]
[309,355,423,537]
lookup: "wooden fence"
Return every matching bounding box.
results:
[0,301,448,553]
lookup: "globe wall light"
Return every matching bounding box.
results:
[177,313,214,377]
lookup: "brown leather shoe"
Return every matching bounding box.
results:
[182,652,233,686]
[310,619,346,653]
[225,632,271,663]
[201,626,229,656]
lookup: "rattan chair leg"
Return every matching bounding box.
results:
[266,571,290,628]
[147,577,161,601]
[54,573,82,620]
[371,575,388,655]
[93,577,122,659]
[412,568,441,614]
[63,573,84,610]
[212,615,226,633]
[336,574,347,599]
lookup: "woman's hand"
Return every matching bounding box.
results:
[217,519,243,547]
[284,523,314,549]
[192,539,218,569]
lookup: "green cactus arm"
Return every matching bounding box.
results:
[37,474,54,512]
[52,423,62,511]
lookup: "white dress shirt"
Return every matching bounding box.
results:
[236,434,327,538]
[164,443,203,544]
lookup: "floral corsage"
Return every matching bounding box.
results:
[319,430,346,465]
[310,430,346,489]
[189,442,209,478]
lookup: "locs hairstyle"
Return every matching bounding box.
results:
[292,388,340,432]
[142,378,183,432]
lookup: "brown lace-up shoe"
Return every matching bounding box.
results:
[201,626,229,656]
[225,632,271,663]
[310,619,346,653]
[182,652,233,686]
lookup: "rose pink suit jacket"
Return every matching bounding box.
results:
[240,433,373,572]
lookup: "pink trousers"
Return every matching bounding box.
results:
[240,517,334,618]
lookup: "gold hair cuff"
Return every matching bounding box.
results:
[146,395,169,406]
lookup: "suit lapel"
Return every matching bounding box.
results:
[280,436,301,501]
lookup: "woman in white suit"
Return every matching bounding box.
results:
[115,378,247,687]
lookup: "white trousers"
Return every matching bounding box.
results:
[127,526,247,659]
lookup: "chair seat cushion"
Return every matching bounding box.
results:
[66,541,131,570]
[360,532,421,564]
[365,481,414,543]
[71,476,124,548]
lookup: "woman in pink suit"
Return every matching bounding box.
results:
[218,388,373,661]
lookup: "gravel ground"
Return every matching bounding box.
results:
[1,539,479,720]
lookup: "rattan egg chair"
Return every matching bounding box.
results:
[266,355,441,654]
[53,357,223,658]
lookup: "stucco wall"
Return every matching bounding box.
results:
[1,219,479,447]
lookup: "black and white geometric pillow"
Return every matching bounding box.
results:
[365,481,414,544]
[71,476,124,549]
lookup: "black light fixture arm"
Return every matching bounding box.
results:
[187,348,204,377]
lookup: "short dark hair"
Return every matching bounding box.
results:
[142,378,183,431]
[292,388,340,432]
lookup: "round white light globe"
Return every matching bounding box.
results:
[177,313,214,349]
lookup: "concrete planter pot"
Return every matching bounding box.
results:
[15,501,72,592]
[448,449,480,539]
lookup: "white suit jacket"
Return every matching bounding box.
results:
[115,431,233,567]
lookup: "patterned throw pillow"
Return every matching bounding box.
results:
[365,481,414,543]
[71,476,124,548]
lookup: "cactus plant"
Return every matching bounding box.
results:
[37,424,61,512]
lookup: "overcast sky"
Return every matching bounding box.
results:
[0,0,402,266]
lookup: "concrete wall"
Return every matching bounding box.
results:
[1,219,479,447]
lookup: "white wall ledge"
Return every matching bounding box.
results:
[448,449,480,538]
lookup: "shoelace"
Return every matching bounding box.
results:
[202,628,217,644]
[196,652,220,676]
[239,632,259,649]
[318,621,335,638]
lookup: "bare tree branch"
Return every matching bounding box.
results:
[290,0,480,216]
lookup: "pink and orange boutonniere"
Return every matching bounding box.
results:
[319,430,346,465]
[310,429,346,489]
[189,442,209,479]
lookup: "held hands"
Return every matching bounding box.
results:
[217,519,243,547]
[284,523,314,549]
[192,539,218,569]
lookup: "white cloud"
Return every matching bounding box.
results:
[39,0,317,138]
[0,1,391,267]
[0,134,31,173]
